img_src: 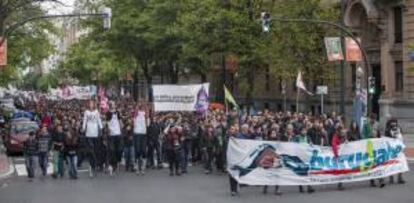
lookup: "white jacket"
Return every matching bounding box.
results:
[82,109,103,138]
[133,111,147,134]
[108,112,122,136]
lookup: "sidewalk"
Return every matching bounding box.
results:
[0,137,14,180]
[0,153,13,179]
[404,134,414,160]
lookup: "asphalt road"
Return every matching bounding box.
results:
[0,163,413,203]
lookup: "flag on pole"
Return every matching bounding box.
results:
[224,85,239,109]
[296,71,314,96]
[324,37,344,61]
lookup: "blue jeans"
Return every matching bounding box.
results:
[134,134,147,170]
[52,150,64,177]
[124,146,134,171]
[38,152,49,176]
[67,154,78,178]
[86,137,98,171]
[25,154,37,178]
[180,141,191,172]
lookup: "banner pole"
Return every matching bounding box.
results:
[321,94,324,115]
[296,89,299,113]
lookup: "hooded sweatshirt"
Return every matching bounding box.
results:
[82,109,103,138]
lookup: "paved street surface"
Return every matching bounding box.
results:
[0,163,413,203]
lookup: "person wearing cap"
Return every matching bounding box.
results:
[24,131,39,181]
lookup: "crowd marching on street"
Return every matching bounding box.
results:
[1,97,407,196]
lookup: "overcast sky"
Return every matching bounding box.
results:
[42,0,76,15]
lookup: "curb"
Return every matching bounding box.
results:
[0,157,15,180]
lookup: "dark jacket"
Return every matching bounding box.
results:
[52,132,65,151]
[147,122,161,143]
[38,133,52,153]
[24,138,39,155]
[64,135,79,155]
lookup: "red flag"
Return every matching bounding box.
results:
[346,37,362,61]
[0,39,7,66]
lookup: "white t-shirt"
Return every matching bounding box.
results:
[82,109,103,138]
[108,112,121,136]
[133,111,147,134]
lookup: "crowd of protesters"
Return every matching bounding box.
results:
[1,97,406,195]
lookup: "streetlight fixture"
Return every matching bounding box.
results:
[0,7,112,47]
[260,15,371,116]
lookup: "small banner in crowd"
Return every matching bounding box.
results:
[227,138,409,186]
[324,37,344,61]
[152,83,209,112]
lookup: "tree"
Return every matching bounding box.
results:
[60,0,340,102]
[0,0,59,86]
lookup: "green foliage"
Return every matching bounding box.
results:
[61,0,339,92]
[0,1,58,87]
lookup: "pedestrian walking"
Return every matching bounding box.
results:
[37,125,51,176]
[106,102,123,176]
[82,100,103,178]
[133,104,148,175]
[165,125,181,176]
[51,124,65,179]
[24,132,39,181]
[64,130,79,179]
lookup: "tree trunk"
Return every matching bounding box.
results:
[142,60,153,102]
[133,68,139,102]
[200,73,207,83]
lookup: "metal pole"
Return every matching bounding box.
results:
[339,0,346,117]
[321,94,324,115]
[269,17,370,116]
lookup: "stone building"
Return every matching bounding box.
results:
[344,0,414,131]
[208,0,414,132]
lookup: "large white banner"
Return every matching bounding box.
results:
[152,83,209,112]
[48,86,96,100]
[227,138,409,186]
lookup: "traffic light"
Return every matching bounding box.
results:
[369,76,376,94]
[261,12,271,33]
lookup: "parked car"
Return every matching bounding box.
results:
[4,118,39,154]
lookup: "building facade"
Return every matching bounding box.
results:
[208,0,414,132]
[344,0,414,132]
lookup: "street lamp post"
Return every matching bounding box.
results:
[0,7,112,47]
[267,17,371,117]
